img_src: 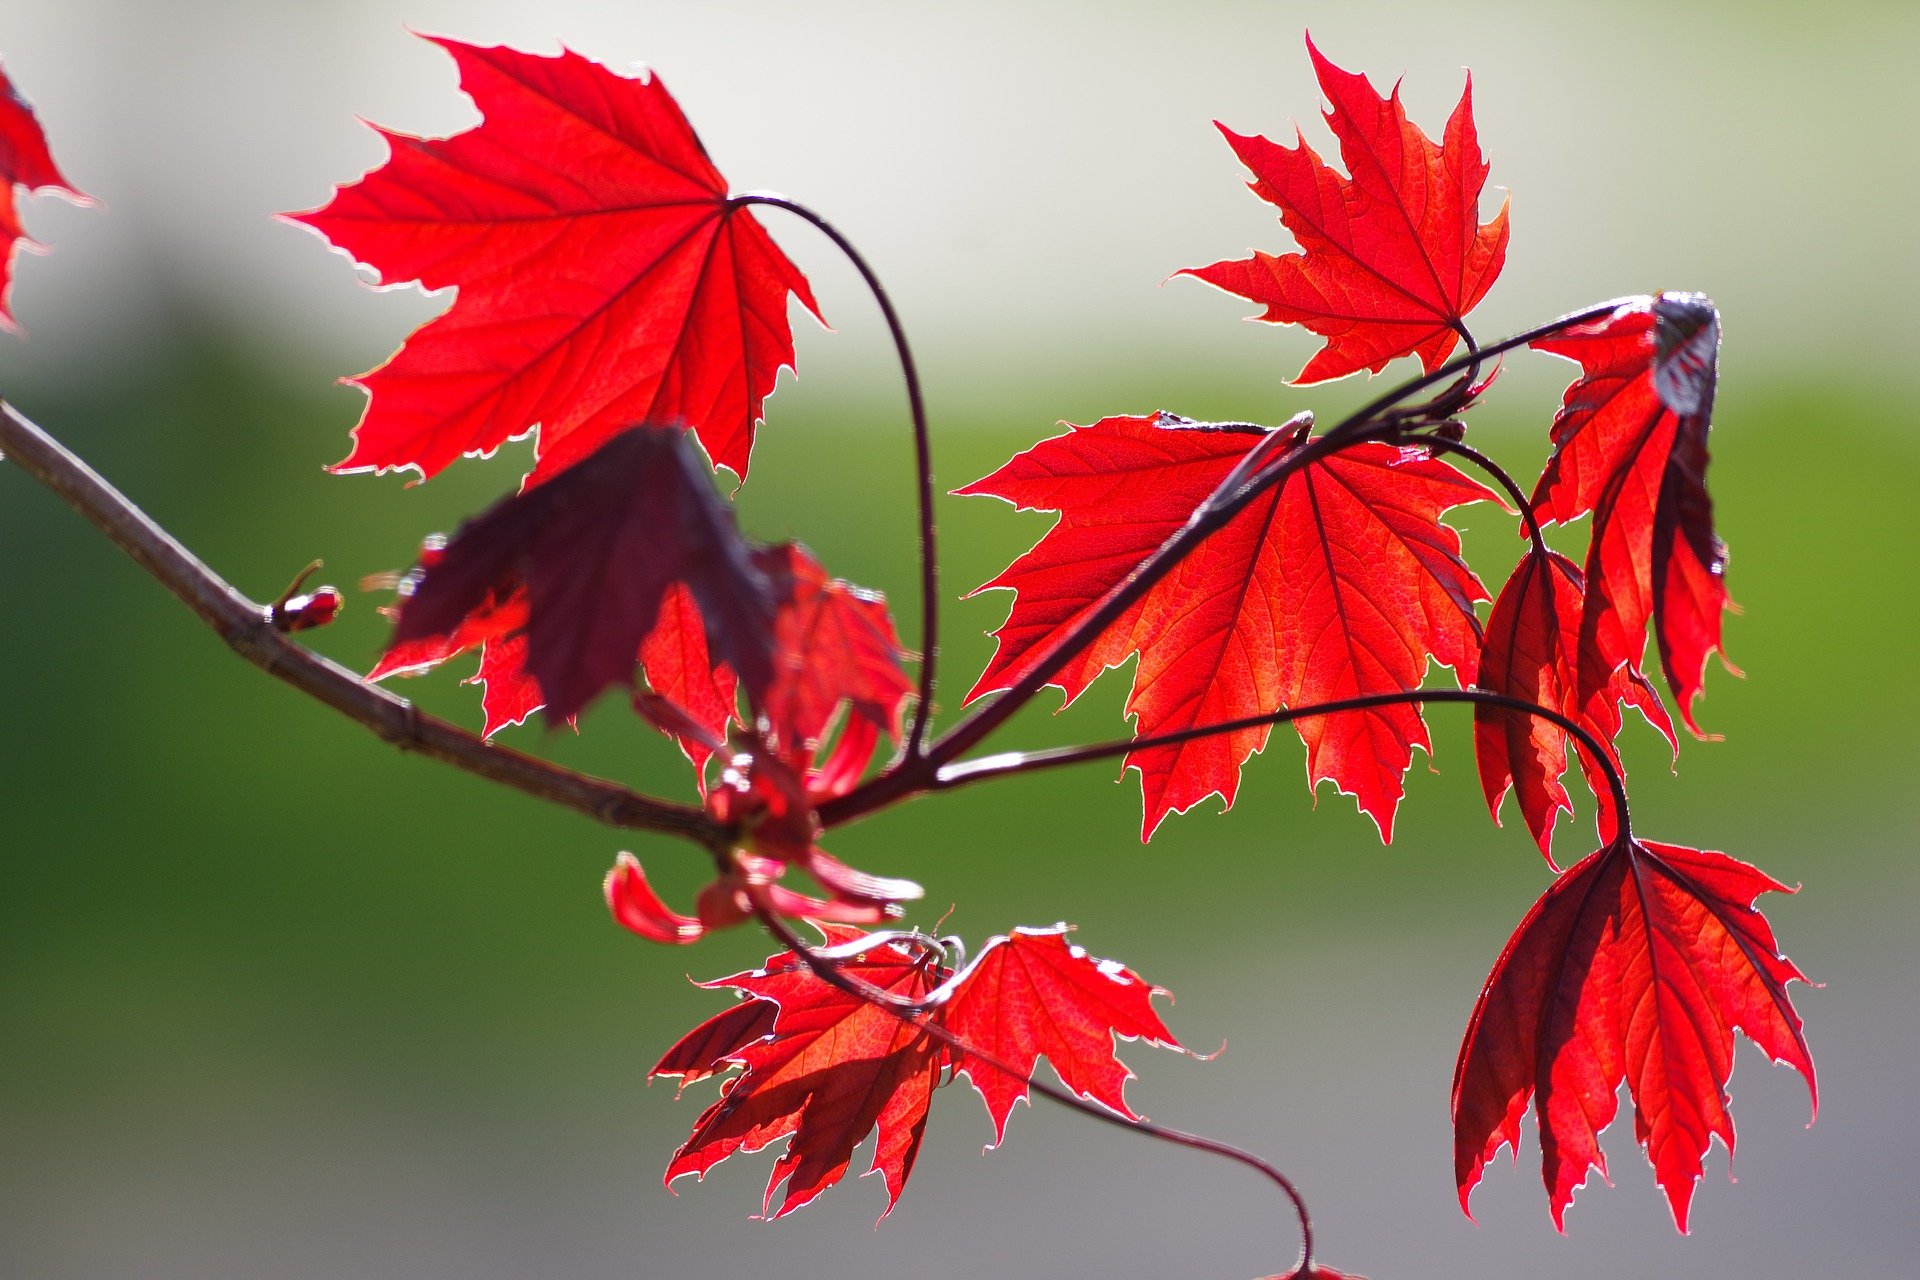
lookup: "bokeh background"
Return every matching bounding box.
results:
[2,3,1914,1277]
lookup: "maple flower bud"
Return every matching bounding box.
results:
[271,587,343,632]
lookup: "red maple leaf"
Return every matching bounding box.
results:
[1531,293,1728,731]
[959,412,1493,839]
[389,426,774,723]
[1452,838,1815,1231]
[290,36,821,481]
[654,925,1182,1216]
[941,925,1182,1144]
[374,532,909,789]
[1181,36,1508,384]
[659,930,945,1219]
[753,543,913,759]
[1474,547,1675,862]
[0,60,90,334]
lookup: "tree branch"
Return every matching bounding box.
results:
[0,399,725,850]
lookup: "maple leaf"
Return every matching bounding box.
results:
[1181,36,1508,384]
[0,60,90,334]
[753,543,913,759]
[1452,838,1815,1231]
[652,997,778,1088]
[655,925,1183,1216]
[389,426,774,723]
[636,583,741,774]
[959,413,1493,839]
[940,925,1182,1145]
[660,930,944,1219]
[291,36,821,482]
[1474,547,1675,862]
[1531,292,1728,731]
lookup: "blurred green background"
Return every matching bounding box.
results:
[2,3,1915,1277]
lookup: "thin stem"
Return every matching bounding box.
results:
[0,400,724,849]
[1450,320,1484,390]
[746,892,1314,1274]
[934,685,1631,838]
[820,297,1635,830]
[1322,297,1631,448]
[1422,436,1547,554]
[734,194,941,758]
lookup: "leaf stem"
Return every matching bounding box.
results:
[1421,436,1547,554]
[933,684,1631,839]
[0,399,725,849]
[745,890,1315,1275]
[735,194,941,758]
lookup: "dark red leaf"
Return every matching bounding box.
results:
[1475,548,1676,862]
[652,998,778,1088]
[1531,293,1728,731]
[1181,36,1508,383]
[0,60,90,334]
[661,932,944,1219]
[959,412,1492,839]
[940,925,1181,1144]
[389,426,774,723]
[290,36,821,481]
[1453,838,1815,1231]
[657,925,1183,1218]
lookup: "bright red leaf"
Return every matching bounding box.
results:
[1531,293,1728,731]
[754,543,913,759]
[0,60,90,334]
[655,925,1181,1216]
[941,925,1181,1144]
[1475,547,1675,862]
[291,36,821,481]
[660,930,945,1219]
[1181,36,1508,384]
[390,426,774,723]
[959,412,1493,839]
[1452,837,1815,1231]
[636,583,740,774]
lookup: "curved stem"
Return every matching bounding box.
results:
[1321,297,1630,448]
[935,685,1631,838]
[0,400,724,849]
[735,194,941,758]
[1450,319,1484,394]
[1422,436,1547,554]
[746,892,1314,1274]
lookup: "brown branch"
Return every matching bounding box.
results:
[0,398,725,850]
